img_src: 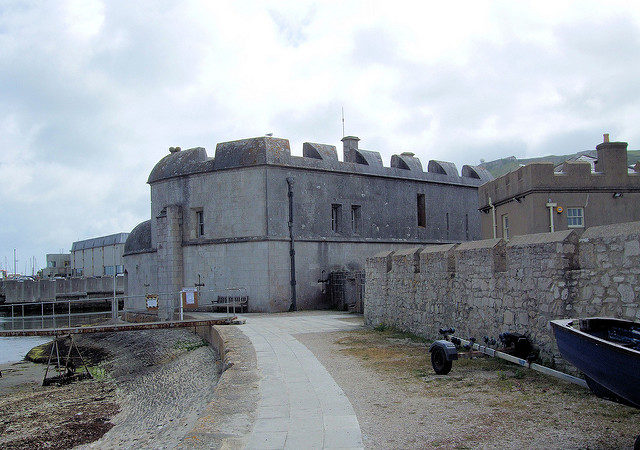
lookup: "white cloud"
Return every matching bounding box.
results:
[2,0,640,271]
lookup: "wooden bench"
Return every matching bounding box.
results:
[214,295,248,313]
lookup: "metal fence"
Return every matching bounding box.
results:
[0,287,249,332]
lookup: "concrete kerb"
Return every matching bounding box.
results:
[187,324,259,448]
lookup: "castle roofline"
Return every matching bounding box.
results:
[146,136,492,186]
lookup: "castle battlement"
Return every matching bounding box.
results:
[148,136,492,186]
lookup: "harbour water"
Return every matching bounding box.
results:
[0,312,110,364]
[0,336,51,364]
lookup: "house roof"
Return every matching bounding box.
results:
[71,233,129,251]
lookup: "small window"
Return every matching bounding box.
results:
[445,212,450,239]
[104,265,115,276]
[116,265,124,274]
[567,207,584,228]
[502,214,509,239]
[196,210,205,237]
[351,205,361,233]
[331,204,342,232]
[417,194,426,227]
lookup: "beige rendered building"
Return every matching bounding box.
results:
[41,253,71,278]
[478,135,640,239]
[71,233,128,277]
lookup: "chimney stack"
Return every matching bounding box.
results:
[341,136,360,163]
[595,134,627,177]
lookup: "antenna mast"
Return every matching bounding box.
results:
[341,106,345,137]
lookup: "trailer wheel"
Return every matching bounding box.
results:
[431,346,452,375]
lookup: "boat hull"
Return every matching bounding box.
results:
[551,318,640,408]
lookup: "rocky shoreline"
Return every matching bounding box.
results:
[0,329,221,449]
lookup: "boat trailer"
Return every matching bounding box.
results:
[429,328,587,388]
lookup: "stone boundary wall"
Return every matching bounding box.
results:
[364,221,640,367]
[0,276,125,304]
[191,324,258,448]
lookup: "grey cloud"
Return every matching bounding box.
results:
[268,5,316,47]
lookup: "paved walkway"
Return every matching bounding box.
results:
[239,313,364,449]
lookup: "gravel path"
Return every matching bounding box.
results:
[77,329,221,449]
[297,324,640,449]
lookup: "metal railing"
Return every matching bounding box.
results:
[0,287,248,331]
[0,295,122,331]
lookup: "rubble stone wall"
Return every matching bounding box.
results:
[364,221,640,366]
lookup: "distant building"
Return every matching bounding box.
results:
[478,135,640,239]
[41,253,71,278]
[71,233,129,277]
[124,135,492,316]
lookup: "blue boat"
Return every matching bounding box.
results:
[550,317,640,408]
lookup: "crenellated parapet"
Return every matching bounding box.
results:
[479,140,640,210]
[365,222,640,369]
[146,135,492,186]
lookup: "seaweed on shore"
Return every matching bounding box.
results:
[25,337,110,365]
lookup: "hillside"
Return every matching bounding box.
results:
[479,150,640,178]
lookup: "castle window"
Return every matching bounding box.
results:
[567,207,584,228]
[502,214,509,239]
[351,205,361,233]
[446,212,450,239]
[417,194,426,227]
[331,204,342,232]
[196,210,205,237]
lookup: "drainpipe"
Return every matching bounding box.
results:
[286,178,297,311]
[546,200,557,233]
[489,197,497,239]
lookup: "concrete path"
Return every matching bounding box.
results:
[240,312,364,449]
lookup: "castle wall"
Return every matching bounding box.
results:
[364,221,640,368]
[123,250,157,309]
[266,166,482,242]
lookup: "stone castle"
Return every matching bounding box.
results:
[123,135,491,316]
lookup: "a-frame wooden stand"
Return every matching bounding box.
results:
[43,334,93,386]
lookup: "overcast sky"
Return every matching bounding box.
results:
[2,0,640,273]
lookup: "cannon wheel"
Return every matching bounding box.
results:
[431,346,452,375]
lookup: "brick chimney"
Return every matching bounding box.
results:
[341,136,360,163]
[595,134,627,177]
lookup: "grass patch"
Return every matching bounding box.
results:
[87,365,109,381]
[372,323,431,343]
[173,339,208,351]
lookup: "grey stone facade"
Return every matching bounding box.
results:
[364,221,640,369]
[124,135,490,314]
